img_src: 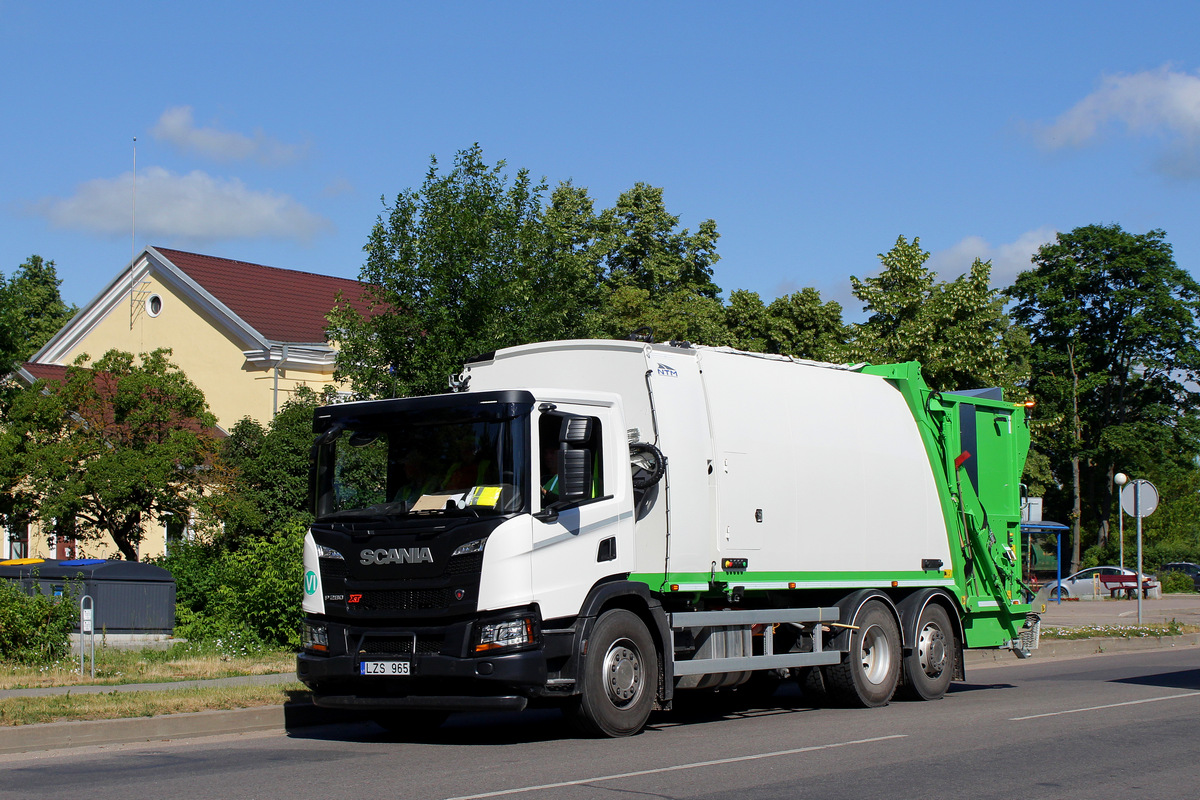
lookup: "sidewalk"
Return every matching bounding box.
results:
[1035,591,1200,628]
[0,671,295,701]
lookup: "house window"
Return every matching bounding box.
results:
[146,294,163,317]
[8,522,29,559]
[165,514,188,556]
[54,516,77,560]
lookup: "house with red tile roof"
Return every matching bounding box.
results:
[27,246,372,431]
[6,246,373,560]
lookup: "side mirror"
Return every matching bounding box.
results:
[559,416,592,444]
[557,449,591,502]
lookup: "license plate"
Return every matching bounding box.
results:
[360,660,411,676]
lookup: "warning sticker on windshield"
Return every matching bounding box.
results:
[466,486,502,507]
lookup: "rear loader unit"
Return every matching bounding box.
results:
[296,340,1038,736]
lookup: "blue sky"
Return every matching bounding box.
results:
[4,1,1200,320]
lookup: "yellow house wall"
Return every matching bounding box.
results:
[10,519,170,561]
[31,273,344,560]
[58,275,337,430]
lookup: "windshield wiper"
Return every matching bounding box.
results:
[319,501,411,521]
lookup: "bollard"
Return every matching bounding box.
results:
[79,594,95,679]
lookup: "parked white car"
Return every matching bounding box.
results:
[1048,566,1156,599]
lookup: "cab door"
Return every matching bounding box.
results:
[531,400,632,619]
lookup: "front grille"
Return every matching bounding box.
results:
[446,552,484,576]
[360,588,454,611]
[320,557,349,580]
[360,636,444,655]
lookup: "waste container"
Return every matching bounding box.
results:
[0,559,175,634]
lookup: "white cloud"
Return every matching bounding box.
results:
[36,167,332,242]
[1036,66,1200,178]
[151,106,307,166]
[322,176,356,197]
[928,227,1057,288]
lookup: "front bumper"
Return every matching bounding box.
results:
[297,648,549,712]
[297,645,548,685]
[296,605,580,712]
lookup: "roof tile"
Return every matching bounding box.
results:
[153,248,374,343]
[21,362,69,383]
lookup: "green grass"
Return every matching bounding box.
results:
[0,640,294,691]
[0,684,309,726]
[1041,619,1191,639]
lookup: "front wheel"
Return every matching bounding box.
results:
[568,609,658,737]
[899,602,955,700]
[824,600,901,707]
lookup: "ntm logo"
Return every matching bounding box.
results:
[657,363,678,378]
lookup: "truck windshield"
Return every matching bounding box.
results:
[314,408,528,520]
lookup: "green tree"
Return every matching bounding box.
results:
[331,147,730,397]
[849,236,1028,393]
[0,349,220,560]
[720,288,847,360]
[217,387,331,542]
[332,145,592,398]
[603,183,720,299]
[1007,224,1200,572]
[0,255,77,372]
[593,184,724,342]
[724,289,772,352]
[765,288,847,361]
[539,182,612,339]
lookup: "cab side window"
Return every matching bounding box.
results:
[539,412,603,506]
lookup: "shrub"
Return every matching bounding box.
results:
[1161,571,1196,594]
[155,521,304,650]
[0,578,78,663]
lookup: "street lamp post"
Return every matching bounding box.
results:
[1114,472,1128,571]
[1118,477,1160,626]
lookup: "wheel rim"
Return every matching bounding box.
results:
[859,624,892,685]
[916,622,947,678]
[603,637,644,708]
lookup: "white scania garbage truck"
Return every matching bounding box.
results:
[297,340,1038,736]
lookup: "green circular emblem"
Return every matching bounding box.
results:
[304,570,318,596]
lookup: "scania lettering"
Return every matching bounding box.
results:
[360,547,434,566]
[297,340,1039,737]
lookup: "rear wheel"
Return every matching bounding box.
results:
[899,603,955,700]
[568,609,658,737]
[824,600,900,707]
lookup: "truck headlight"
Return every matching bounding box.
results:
[452,538,486,557]
[316,544,344,560]
[303,621,329,653]
[473,615,538,653]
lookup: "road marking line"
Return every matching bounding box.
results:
[1011,691,1200,721]
[441,734,906,800]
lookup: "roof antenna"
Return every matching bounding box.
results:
[129,136,137,329]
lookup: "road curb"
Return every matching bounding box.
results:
[0,706,287,755]
[0,702,356,756]
[3,635,1198,756]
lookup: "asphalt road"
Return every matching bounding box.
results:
[2,648,1197,800]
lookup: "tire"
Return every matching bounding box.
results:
[899,602,955,701]
[798,666,830,704]
[824,600,901,707]
[568,609,658,737]
[1050,586,1070,600]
